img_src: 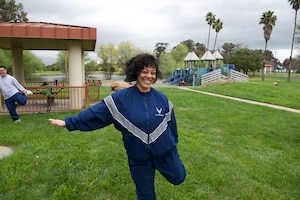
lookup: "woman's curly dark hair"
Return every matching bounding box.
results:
[125,53,161,83]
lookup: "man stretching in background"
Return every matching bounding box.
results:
[0,66,32,122]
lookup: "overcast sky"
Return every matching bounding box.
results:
[21,0,297,64]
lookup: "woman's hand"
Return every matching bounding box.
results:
[48,119,66,127]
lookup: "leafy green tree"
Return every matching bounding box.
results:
[118,41,145,74]
[157,44,188,78]
[194,42,206,57]
[82,52,99,78]
[212,18,223,51]
[221,43,237,64]
[0,49,45,77]
[287,0,300,81]
[158,53,176,78]
[154,42,169,59]
[228,48,263,75]
[118,41,135,72]
[0,49,11,68]
[55,51,98,79]
[47,63,60,71]
[283,57,300,72]
[262,49,275,60]
[179,39,195,52]
[170,44,189,68]
[98,43,118,80]
[85,59,98,78]
[259,10,277,81]
[0,0,28,22]
[205,12,216,51]
[56,51,68,74]
[23,51,46,77]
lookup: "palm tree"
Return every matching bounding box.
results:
[212,18,223,51]
[287,0,300,82]
[205,12,216,51]
[259,10,277,81]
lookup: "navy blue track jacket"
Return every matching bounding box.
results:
[65,85,179,161]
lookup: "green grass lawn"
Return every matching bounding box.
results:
[0,78,299,199]
[32,71,65,76]
[193,76,300,109]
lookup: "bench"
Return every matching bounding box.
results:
[26,86,64,112]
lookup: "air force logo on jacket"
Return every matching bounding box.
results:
[155,107,164,117]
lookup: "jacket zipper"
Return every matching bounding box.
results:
[144,93,150,145]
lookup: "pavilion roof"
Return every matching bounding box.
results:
[0,22,96,51]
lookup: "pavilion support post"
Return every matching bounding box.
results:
[12,48,25,84]
[68,41,85,110]
[81,50,85,84]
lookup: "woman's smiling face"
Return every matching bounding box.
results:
[135,65,156,92]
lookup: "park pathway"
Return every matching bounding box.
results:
[178,87,300,114]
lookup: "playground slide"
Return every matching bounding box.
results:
[169,74,189,85]
[163,74,179,83]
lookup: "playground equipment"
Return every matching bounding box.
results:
[163,68,181,83]
[164,51,247,86]
[169,68,190,85]
[163,64,248,86]
[163,67,208,86]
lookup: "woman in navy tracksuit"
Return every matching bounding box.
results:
[49,53,186,199]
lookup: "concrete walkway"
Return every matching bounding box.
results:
[179,87,300,114]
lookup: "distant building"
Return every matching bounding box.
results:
[264,60,276,73]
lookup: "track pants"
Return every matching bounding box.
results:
[128,148,186,200]
[5,92,27,121]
